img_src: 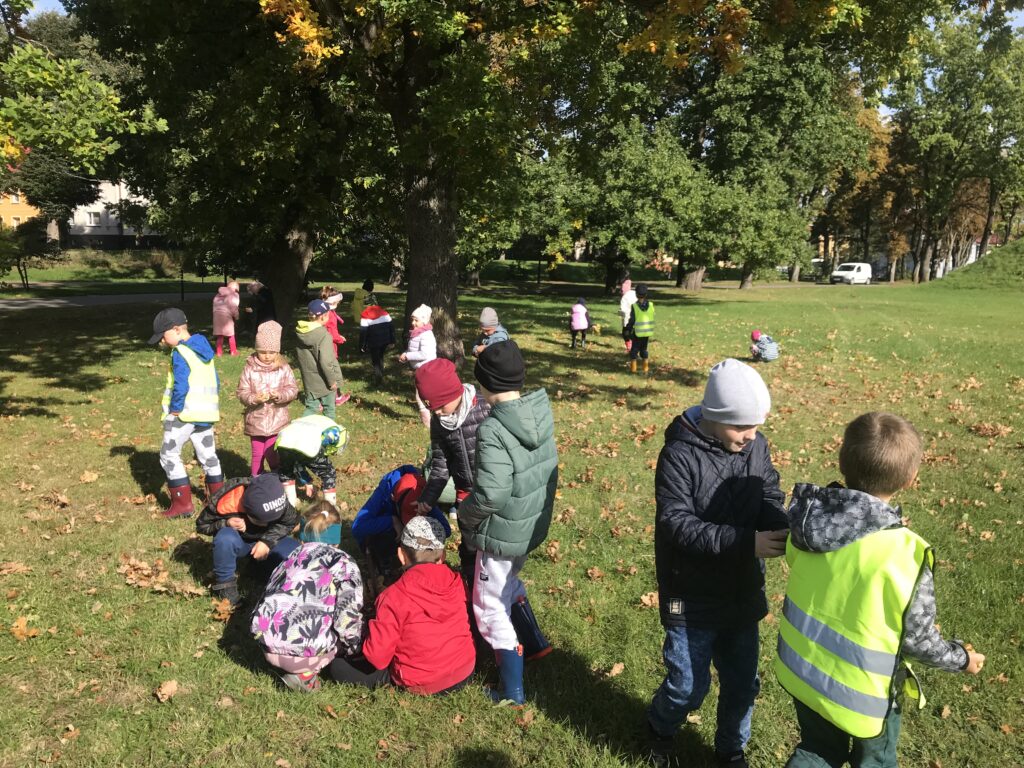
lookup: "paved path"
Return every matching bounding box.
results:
[0,291,211,313]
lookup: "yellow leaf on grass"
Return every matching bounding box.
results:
[154,680,178,702]
[10,616,40,641]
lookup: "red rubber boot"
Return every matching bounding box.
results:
[164,484,195,519]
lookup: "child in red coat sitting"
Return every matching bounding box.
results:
[326,516,475,695]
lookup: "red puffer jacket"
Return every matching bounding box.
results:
[362,562,475,694]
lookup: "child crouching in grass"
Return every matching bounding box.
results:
[325,516,476,695]
[251,501,364,692]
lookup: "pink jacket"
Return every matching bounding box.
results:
[571,303,590,331]
[236,356,299,437]
[212,286,240,336]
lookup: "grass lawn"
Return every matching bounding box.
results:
[0,254,1022,767]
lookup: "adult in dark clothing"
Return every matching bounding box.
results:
[245,281,277,336]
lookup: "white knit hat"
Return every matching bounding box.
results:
[701,358,771,425]
[411,304,432,323]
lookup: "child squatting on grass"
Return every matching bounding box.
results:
[251,500,364,693]
[236,321,298,477]
[775,412,985,767]
[148,307,225,519]
[647,358,789,768]
[274,414,349,507]
[195,473,301,606]
[325,516,477,695]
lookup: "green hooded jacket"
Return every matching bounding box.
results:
[458,389,558,557]
[295,320,343,398]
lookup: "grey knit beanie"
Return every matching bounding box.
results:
[701,358,771,426]
[479,307,499,329]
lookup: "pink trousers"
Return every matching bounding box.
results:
[215,335,237,356]
[250,435,280,476]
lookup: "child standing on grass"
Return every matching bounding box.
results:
[326,516,476,695]
[570,297,591,350]
[459,340,558,705]
[646,358,788,768]
[319,286,347,359]
[195,473,300,606]
[472,307,509,357]
[351,279,378,324]
[296,299,349,416]
[251,500,364,693]
[776,412,985,767]
[625,283,654,374]
[236,321,298,476]
[398,304,437,427]
[211,281,240,357]
[749,330,779,362]
[148,307,225,519]
[619,279,638,353]
[359,303,396,384]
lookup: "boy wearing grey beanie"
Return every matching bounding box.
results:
[646,358,789,767]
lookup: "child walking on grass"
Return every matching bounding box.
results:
[251,500,364,692]
[570,297,591,350]
[211,281,240,357]
[647,358,788,768]
[236,321,298,476]
[776,412,984,767]
[398,303,437,427]
[148,307,224,519]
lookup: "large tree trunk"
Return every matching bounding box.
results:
[402,164,463,366]
[977,180,999,260]
[738,262,754,289]
[263,226,316,325]
[465,268,481,287]
[920,239,933,284]
[1003,202,1018,245]
[679,265,705,291]
[789,263,801,283]
[388,252,404,287]
[888,258,897,283]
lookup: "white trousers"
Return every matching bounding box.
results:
[472,551,528,651]
[159,417,222,483]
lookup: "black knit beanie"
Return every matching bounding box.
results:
[474,340,526,394]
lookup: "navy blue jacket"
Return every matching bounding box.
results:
[351,465,451,549]
[654,406,787,628]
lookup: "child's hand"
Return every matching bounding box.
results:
[338,336,346,344]
[755,530,788,558]
[266,391,277,402]
[302,484,314,498]
[965,650,985,674]
[250,541,270,560]
[227,517,247,532]
[398,353,408,362]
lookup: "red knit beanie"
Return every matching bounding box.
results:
[392,471,426,525]
[414,359,464,409]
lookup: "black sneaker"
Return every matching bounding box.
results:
[212,581,241,607]
[715,750,749,768]
[646,723,675,767]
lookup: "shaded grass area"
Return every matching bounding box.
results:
[0,280,1022,767]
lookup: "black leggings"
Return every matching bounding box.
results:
[630,336,650,360]
[571,330,587,346]
[327,655,472,695]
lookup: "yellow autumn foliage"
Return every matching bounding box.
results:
[260,0,343,66]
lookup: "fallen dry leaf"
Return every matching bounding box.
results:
[216,696,235,708]
[0,561,32,576]
[639,591,659,609]
[515,709,536,729]
[211,598,234,622]
[940,704,951,719]
[10,616,40,641]
[452,713,466,724]
[606,662,625,678]
[79,471,99,484]
[274,759,291,768]
[586,566,604,581]
[154,680,178,702]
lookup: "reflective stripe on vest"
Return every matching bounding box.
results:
[773,527,931,739]
[162,344,220,423]
[276,414,341,458]
[633,303,655,338]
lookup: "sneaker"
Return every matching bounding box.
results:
[646,723,675,768]
[211,580,241,607]
[715,751,749,767]
[280,672,322,693]
[335,393,351,406]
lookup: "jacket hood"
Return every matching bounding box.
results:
[182,334,215,363]
[395,563,466,621]
[295,320,325,346]
[787,483,903,553]
[490,389,554,450]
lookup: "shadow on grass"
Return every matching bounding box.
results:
[530,647,716,767]
[452,748,516,768]
[110,445,252,504]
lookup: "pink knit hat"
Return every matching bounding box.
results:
[751,329,761,342]
[255,321,283,352]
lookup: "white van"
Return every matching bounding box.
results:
[830,262,872,285]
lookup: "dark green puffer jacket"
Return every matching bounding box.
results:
[458,389,558,558]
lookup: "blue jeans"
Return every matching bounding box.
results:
[785,698,901,768]
[648,623,761,755]
[212,527,299,583]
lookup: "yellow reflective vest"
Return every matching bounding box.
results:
[774,527,931,738]
[632,302,655,338]
[277,414,347,458]
[162,344,220,423]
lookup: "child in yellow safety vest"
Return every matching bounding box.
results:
[776,412,985,768]
[148,307,224,519]
[624,283,654,374]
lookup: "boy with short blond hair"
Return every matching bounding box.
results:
[777,412,984,767]
[647,358,788,767]
[148,307,224,519]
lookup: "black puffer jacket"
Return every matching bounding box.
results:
[195,476,299,548]
[654,406,787,628]
[419,392,490,509]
